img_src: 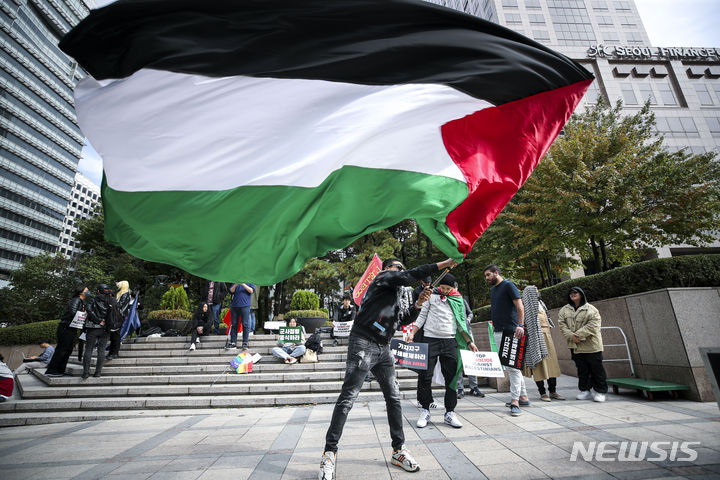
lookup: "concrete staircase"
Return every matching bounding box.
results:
[1,333,451,426]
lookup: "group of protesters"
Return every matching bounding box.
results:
[318,258,608,479]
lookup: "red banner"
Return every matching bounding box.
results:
[352,253,382,306]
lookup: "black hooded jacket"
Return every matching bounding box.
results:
[351,263,439,344]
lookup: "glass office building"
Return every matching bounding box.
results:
[0,0,91,283]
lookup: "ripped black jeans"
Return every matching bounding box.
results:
[324,335,404,453]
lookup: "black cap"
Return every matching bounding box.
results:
[438,273,456,287]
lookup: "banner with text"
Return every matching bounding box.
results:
[460,350,505,378]
[333,321,353,337]
[352,253,382,306]
[390,339,428,370]
[279,326,303,344]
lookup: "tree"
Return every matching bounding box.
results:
[519,99,720,273]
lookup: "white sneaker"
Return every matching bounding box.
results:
[444,411,463,428]
[576,390,592,400]
[391,445,420,472]
[189,343,196,351]
[416,408,431,428]
[593,392,606,402]
[196,338,200,343]
[318,451,335,480]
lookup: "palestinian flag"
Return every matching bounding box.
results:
[60,0,593,285]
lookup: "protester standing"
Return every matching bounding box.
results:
[202,280,228,334]
[45,285,88,376]
[83,284,117,379]
[229,282,255,350]
[522,289,564,401]
[484,264,529,416]
[558,286,608,402]
[408,273,478,429]
[319,257,457,479]
[107,280,131,360]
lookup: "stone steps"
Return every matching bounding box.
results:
[2,333,468,423]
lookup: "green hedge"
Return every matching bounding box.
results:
[147,309,193,321]
[285,309,329,319]
[471,254,720,320]
[0,320,60,346]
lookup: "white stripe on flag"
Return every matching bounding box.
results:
[75,69,492,192]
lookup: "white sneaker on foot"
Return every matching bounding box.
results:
[444,411,463,428]
[576,390,593,400]
[416,408,430,428]
[593,392,606,402]
[318,451,335,480]
[189,343,196,351]
[196,338,200,343]
[391,445,420,472]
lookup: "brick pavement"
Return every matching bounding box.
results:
[1,375,719,480]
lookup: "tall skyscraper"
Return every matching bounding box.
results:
[0,0,92,283]
[57,171,99,258]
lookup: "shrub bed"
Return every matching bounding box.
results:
[472,254,720,320]
[0,320,60,346]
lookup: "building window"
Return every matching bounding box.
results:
[614,1,631,10]
[529,14,545,24]
[621,83,637,105]
[626,31,643,43]
[525,0,541,8]
[637,84,656,105]
[694,84,713,105]
[603,32,619,42]
[707,118,720,137]
[658,83,677,105]
[505,13,522,23]
[532,30,550,41]
[620,15,636,26]
[592,1,609,10]
[502,0,519,7]
[584,81,601,103]
[597,15,613,25]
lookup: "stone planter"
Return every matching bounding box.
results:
[296,317,327,334]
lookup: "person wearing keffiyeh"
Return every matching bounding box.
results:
[408,273,478,430]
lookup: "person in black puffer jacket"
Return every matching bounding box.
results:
[45,285,89,376]
[82,284,119,379]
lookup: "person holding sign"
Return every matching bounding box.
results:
[45,285,89,376]
[332,295,356,344]
[484,264,529,417]
[319,258,456,479]
[272,317,306,364]
[407,273,478,429]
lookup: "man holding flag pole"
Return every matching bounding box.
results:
[319,257,457,478]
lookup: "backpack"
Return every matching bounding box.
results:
[305,333,323,353]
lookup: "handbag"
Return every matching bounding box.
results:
[300,349,318,363]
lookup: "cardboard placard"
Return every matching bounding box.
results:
[69,311,87,329]
[499,329,526,369]
[390,339,429,370]
[279,326,303,344]
[460,350,505,378]
[333,321,353,337]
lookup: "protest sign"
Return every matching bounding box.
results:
[69,311,87,329]
[390,338,428,370]
[352,253,382,306]
[499,329,526,369]
[460,350,505,378]
[333,321,353,337]
[279,326,303,344]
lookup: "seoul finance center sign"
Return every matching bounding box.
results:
[588,45,720,60]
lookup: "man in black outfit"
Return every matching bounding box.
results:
[319,257,458,479]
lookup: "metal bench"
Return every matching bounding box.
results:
[606,377,689,400]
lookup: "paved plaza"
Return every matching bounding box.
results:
[1,375,719,480]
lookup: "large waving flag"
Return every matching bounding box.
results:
[60,0,593,285]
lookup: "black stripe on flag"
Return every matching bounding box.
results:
[60,0,593,105]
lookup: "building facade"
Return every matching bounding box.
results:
[0,0,92,283]
[428,0,720,259]
[57,171,98,257]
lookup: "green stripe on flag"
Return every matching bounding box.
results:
[102,166,467,284]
